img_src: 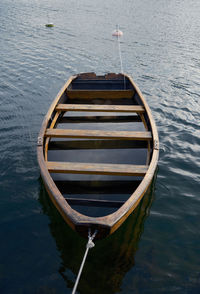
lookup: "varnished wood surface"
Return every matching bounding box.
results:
[47,161,148,176]
[56,104,145,113]
[45,128,152,140]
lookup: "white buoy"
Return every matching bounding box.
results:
[112,29,123,37]
[112,25,123,37]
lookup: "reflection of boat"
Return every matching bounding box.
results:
[37,72,159,239]
[39,176,156,294]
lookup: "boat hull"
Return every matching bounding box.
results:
[37,73,159,239]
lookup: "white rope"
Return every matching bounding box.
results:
[117,33,123,74]
[116,25,126,89]
[71,229,97,294]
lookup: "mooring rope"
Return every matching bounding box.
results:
[115,25,126,89]
[71,229,97,294]
[117,33,124,74]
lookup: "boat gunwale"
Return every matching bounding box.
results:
[37,73,159,238]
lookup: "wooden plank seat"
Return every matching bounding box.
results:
[66,90,134,99]
[47,161,148,176]
[65,197,124,208]
[56,104,145,113]
[45,129,152,140]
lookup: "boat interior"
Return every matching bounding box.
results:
[45,74,153,218]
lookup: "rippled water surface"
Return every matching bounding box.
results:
[1,0,200,293]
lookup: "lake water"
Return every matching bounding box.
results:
[0,0,200,293]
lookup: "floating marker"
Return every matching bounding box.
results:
[112,29,123,37]
[112,25,123,37]
[45,23,54,27]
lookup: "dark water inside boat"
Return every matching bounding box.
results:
[0,0,200,293]
[48,88,148,217]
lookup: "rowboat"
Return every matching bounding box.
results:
[37,72,159,240]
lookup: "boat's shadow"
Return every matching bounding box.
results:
[39,176,156,294]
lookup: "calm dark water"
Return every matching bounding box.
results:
[0,0,200,293]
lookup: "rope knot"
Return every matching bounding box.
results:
[87,239,95,249]
[87,229,97,248]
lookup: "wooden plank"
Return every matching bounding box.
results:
[48,139,148,150]
[66,90,133,99]
[65,197,124,208]
[45,129,152,140]
[47,161,148,176]
[56,104,145,113]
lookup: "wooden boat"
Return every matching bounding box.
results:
[37,72,159,239]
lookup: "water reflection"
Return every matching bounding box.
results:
[39,175,156,294]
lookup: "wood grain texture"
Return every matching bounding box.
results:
[45,128,152,140]
[56,104,145,113]
[47,161,148,176]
